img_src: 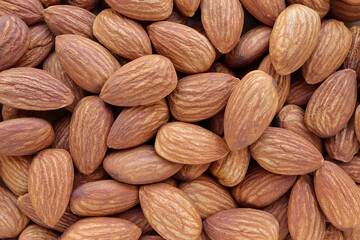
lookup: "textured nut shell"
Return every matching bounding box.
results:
[287,0,330,18]
[174,0,200,17]
[336,155,360,183]
[168,73,239,122]
[155,122,229,164]
[344,26,360,82]
[240,0,285,26]
[286,72,319,106]
[224,70,278,151]
[116,206,153,235]
[0,0,43,25]
[329,0,360,22]
[52,114,71,152]
[174,163,211,181]
[148,21,216,74]
[64,0,99,10]
[270,4,321,75]
[304,69,357,138]
[19,225,59,240]
[55,34,120,93]
[250,127,324,175]
[139,183,202,240]
[100,55,177,106]
[0,118,54,156]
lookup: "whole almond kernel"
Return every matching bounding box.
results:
[64,0,99,10]
[0,0,44,25]
[174,163,211,181]
[287,0,330,18]
[0,15,29,71]
[55,34,121,93]
[70,179,139,216]
[329,0,360,22]
[0,186,29,239]
[203,208,279,240]
[93,9,152,60]
[231,167,296,208]
[100,55,177,107]
[103,145,183,185]
[179,175,237,219]
[1,105,47,121]
[286,71,319,106]
[174,0,200,17]
[155,122,229,164]
[323,224,344,240]
[240,0,285,26]
[305,69,357,138]
[250,127,324,175]
[139,183,202,240]
[60,217,142,240]
[52,114,71,152]
[28,149,74,227]
[0,118,54,156]
[224,70,278,151]
[168,73,239,122]
[288,175,326,240]
[270,4,321,75]
[69,96,114,175]
[335,155,360,183]
[344,26,360,82]
[19,225,59,240]
[116,206,154,235]
[201,0,244,53]
[0,67,74,111]
[302,19,352,84]
[314,161,360,231]
[148,21,216,74]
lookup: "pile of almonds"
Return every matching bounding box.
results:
[1,0,360,239]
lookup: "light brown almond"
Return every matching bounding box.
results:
[286,71,319,106]
[324,224,344,240]
[0,0,44,25]
[116,206,154,235]
[73,166,109,188]
[174,0,200,17]
[166,9,187,24]
[19,225,59,240]
[287,0,330,18]
[64,0,99,10]
[334,155,360,183]
[52,114,71,152]
[208,62,236,76]
[174,163,211,181]
[1,105,47,121]
[344,26,360,83]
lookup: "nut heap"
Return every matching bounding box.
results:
[1,0,360,239]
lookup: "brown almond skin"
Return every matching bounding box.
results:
[148,21,216,74]
[333,154,360,183]
[286,71,319,106]
[73,166,109,189]
[100,55,177,107]
[203,109,225,136]
[61,217,142,240]
[210,148,250,187]
[179,175,237,219]
[93,9,152,60]
[288,175,326,240]
[0,67,74,111]
[166,9,187,24]
[324,225,344,240]
[174,0,200,17]
[302,19,352,84]
[140,236,165,240]
[64,0,99,10]
[70,180,139,216]
[0,155,31,196]
[225,25,272,68]
[0,0,44,25]
[208,62,235,76]
[0,15,29,71]
[1,105,47,121]
[174,163,211,181]
[305,69,357,138]
[270,4,321,75]
[168,73,239,122]
[116,206,154,235]
[344,26,360,82]
[315,161,360,231]
[28,149,74,227]
[224,70,278,151]
[41,0,60,7]
[103,145,183,185]
[356,105,360,142]
[56,34,121,93]
[329,0,360,22]
[107,100,169,149]
[52,114,71,152]
[140,183,202,240]
[0,118,54,156]
[19,225,59,240]
[0,186,29,238]
[155,122,229,164]
[240,0,285,26]
[232,167,296,208]
[70,96,114,175]
[344,228,360,240]
[201,0,244,53]
[203,208,279,240]
[250,127,324,175]
[287,0,330,18]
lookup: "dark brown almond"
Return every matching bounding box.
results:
[174,163,211,181]
[287,0,330,18]
[0,0,44,25]
[324,224,344,240]
[208,62,235,76]
[52,114,71,152]
[335,155,360,183]
[203,109,225,136]
[73,166,109,188]
[344,26,360,83]
[329,0,360,22]
[166,9,187,24]
[41,0,60,7]
[116,206,154,235]
[286,71,319,106]
[64,0,99,10]
[1,105,47,121]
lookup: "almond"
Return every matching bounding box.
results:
[70,179,139,216]
[270,4,321,75]
[210,147,250,187]
[100,55,177,106]
[203,109,225,136]
[73,166,109,188]
[201,0,244,53]
[287,0,330,18]
[0,118,54,156]
[323,224,344,240]
[40,0,60,7]
[329,0,360,22]
[139,183,202,240]
[203,208,279,240]
[52,114,71,152]
[55,34,121,93]
[344,228,360,240]
[168,73,239,122]
[232,166,296,207]
[334,155,360,183]
[93,9,152,60]
[208,62,235,76]
[1,105,47,121]
[0,0,43,25]
[305,69,357,138]
[166,9,187,24]
[250,127,324,175]
[302,19,352,84]
[224,25,272,68]
[19,225,59,240]
[0,15,29,71]
[286,71,319,106]
[64,0,99,10]
[140,236,165,240]
[224,70,278,151]
[344,26,360,82]
[70,96,114,175]
[174,163,211,181]
[288,175,326,240]
[356,105,360,142]
[107,100,169,149]
[174,0,200,17]
[116,206,154,235]
[0,67,74,111]
[148,21,216,74]
[0,155,31,196]
[155,122,229,164]
[314,161,360,231]
[60,217,142,240]
[179,175,237,218]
